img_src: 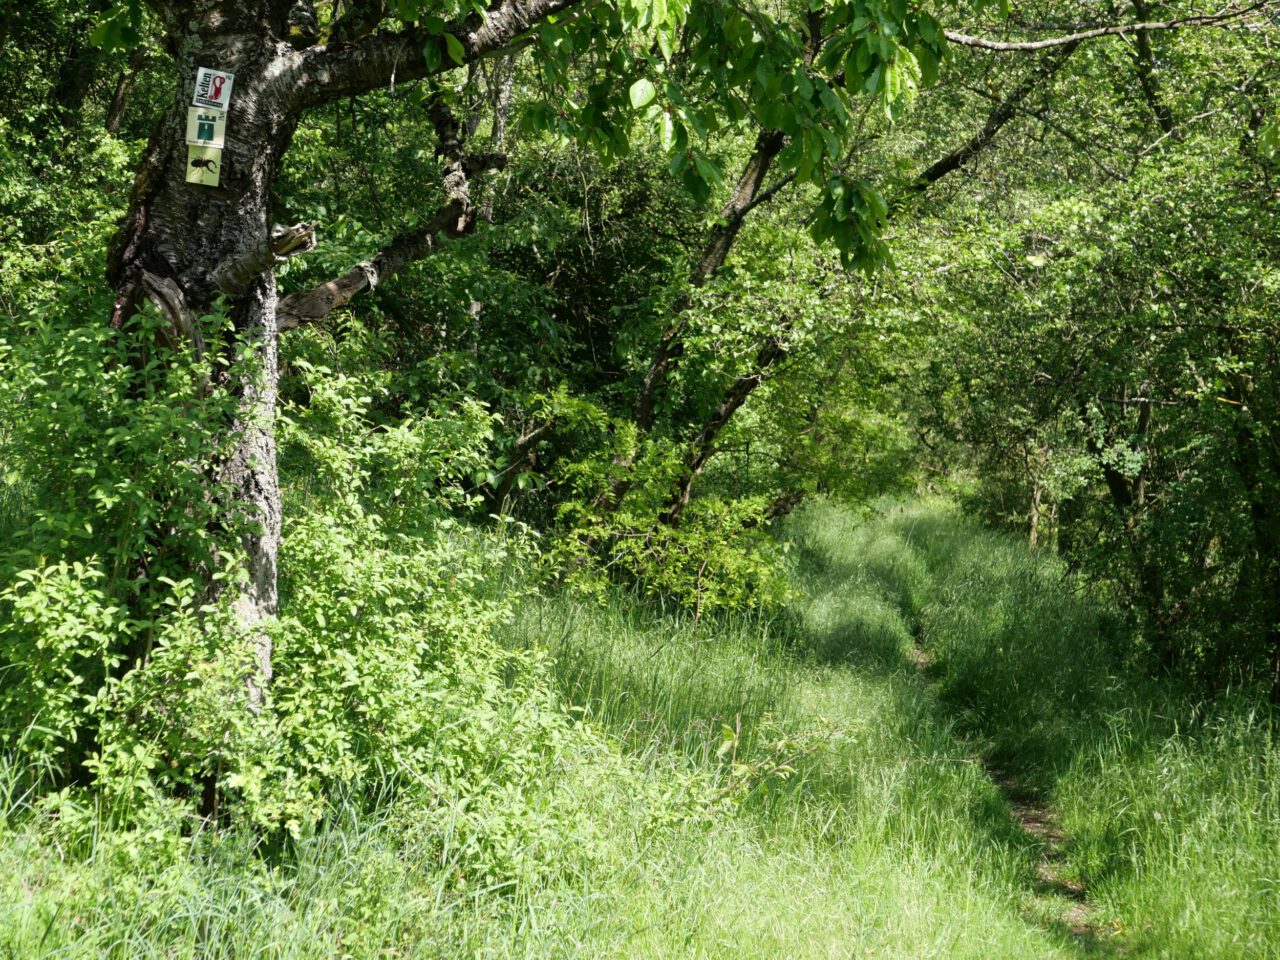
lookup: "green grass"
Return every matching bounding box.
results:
[1,499,1276,957]
[871,501,1280,959]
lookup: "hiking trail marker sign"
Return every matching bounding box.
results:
[193,67,234,110]
[186,145,221,186]
[185,107,226,149]
[188,68,233,187]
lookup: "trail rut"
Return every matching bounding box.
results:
[910,643,1121,954]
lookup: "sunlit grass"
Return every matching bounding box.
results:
[1,499,1275,958]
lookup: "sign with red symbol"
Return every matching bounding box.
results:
[193,67,235,110]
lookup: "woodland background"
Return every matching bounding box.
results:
[0,0,1278,956]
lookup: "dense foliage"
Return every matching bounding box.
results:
[0,0,1278,954]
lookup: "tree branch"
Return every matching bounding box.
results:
[328,0,387,46]
[1129,0,1178,135]
[277,208,459,329]
[484,418,556,512]
[633,128,786,433]
[944,2,1274,51]
[904,41,1080,195]
[278,97,505,328]
[295,0,584,107]
[215,222,318,295]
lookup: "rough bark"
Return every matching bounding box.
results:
[277,143,504,328]
[107,8,312,709]
[479,54,517,222]
[328,0,387,45]
[294,0,581,108]
[52,1,110,121]
[762,489,806,523]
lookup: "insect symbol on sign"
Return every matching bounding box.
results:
[191,157,218,172]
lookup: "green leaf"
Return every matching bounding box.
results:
[445,33,466,65]
[657,26,675,61]
[90,18,120,50]
[423,41,442,71]
[1260,120,1280,163]
[629,78,657,109]
[660,112,676,151]
[692,152,723,184]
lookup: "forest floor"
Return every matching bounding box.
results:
[1,500,1275,958]
[1001,771,1105,946]
[910,640,1116,954]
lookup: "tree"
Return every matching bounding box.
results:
[96,0,961,710]
[908,40,1280,691]
[87,0,1280,723]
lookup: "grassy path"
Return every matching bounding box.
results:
[866,501,1278,960]
[502,500,1135,958]
[1,500,1275,958]
[1001,772,1100,944]
[488,498,1277,957]
[911,629,1115,953]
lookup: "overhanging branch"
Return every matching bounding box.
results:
[944,1,1274,51]
[278,97,505,329]
[295,0,585,108]
[903,41,1080,196]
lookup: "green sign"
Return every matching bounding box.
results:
[185,107,226,149]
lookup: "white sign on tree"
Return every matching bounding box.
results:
[193,67,235,110]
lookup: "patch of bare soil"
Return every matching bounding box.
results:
[990,770,1118,950]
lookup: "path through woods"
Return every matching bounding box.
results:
[906,578,1122,955]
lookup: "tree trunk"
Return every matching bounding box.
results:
[220,277,283,708]
[52,1,110,122]
[105,48,147,135]
[591,128,788,517]
[1224,375,1280,700]
[1128,0,1177,136]
[107,0,574,712]
[1029,479,1043,548]
[597,43,1083,527]
[1082,398,1173,667]
[108,10,303,709]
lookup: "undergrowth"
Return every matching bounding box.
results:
[1,500,1276,958]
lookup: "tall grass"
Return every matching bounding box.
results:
[1,498,1276,957]
[868,501,1280,959]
